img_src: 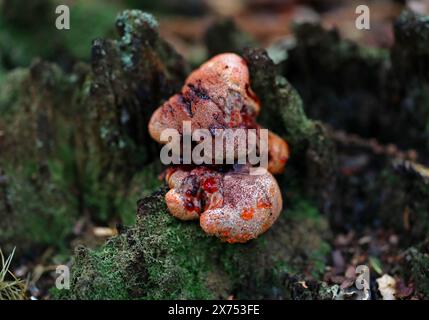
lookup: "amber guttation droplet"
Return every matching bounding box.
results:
[279,157,288,164]
[202,177,218,193]
[220,230,230,238]
[185,200,196,211]
[185,201,194,210]
[257,200,272,209]
[241,207,255,220]
[240,111,256,128]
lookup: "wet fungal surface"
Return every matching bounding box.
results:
[148,53,260,140]
[165,165,282,243]
[148,53,289,242]
[148,53,289,175]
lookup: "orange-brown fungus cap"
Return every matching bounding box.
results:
[148,53,290,243]
[148,53,289,174]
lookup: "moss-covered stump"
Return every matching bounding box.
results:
[282,11,429,159]
[84,10,189,224]
[59,189,334,300]
[0,11,182,251]
[283,22,387,139]
[53,16,342,300]
[204,19,257,58]
[243,48,337,212]
[378,160,429,243]
[89,9,189,170]
[388,10,429,156]
[0,61,88,252]
[404,245,429,299]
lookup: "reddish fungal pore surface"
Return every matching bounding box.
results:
[149,53,289,243]
[165,165,282,243]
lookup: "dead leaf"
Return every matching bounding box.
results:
[377,274,396,300]
[93,227,118,237]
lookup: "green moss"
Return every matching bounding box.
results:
[286,198,321,221]
[0,62,83,251]
[281,198,331,280]
[406,248,429,298]
[61,191,219,299]
[244,48,337,209]
[0,68,29,114]
[309,241,331,279]
[114,156,163,225]
[1,10,191,254]
[60,191,332,300]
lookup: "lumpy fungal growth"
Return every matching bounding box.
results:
[148,53,289,174]
[165,165,282,243]
[148,53,289,243]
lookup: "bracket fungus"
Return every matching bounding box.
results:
[148,53,289,243]
[165,165,283,243]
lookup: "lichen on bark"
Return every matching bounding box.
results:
[85,10,189,223]
[243,48,337,211]
[0,10,188,251]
